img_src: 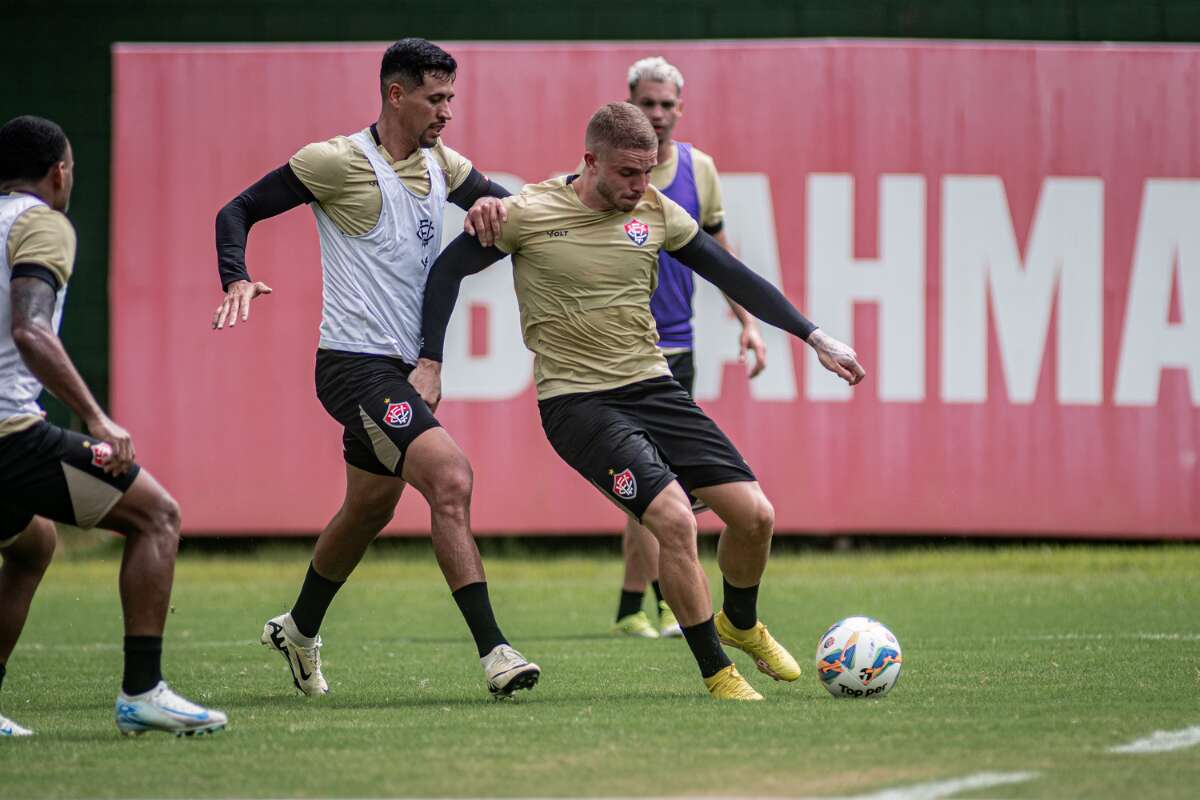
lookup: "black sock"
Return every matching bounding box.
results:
[722,578,760,630]
[616,589,643,621]
[0,661,6,692]
[452,582,508,658]
[681,617,733,679]
[122,636,163,695]
[289,562,346,639]
[651,580,665,607]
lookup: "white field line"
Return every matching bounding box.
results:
[844,771,1039,800]
[1024,633,1200,642]
[1109,725,1200,754]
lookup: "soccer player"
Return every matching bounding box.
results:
[608,56,768,640]
[0,115,227,736]
[212,39,539,698]
[418,103,865,700]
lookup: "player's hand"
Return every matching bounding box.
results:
[463,196,507,248]
[808,329,866,386]
[739,321,767,379]
[410,358,443,413]
[212,279,273,330]
[85,414,136,476]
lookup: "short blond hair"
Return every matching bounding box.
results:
[585,102,657,154]
[627,56,684,95]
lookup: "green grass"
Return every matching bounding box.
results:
[1,543,1198,798]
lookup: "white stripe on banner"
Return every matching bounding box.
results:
[844,771,1040,800]
[1109,726,1200,754]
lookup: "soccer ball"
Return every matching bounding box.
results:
[815,616,903,698]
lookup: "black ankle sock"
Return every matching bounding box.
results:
[290,562,346,639]
[722,578,760,630]
[616,589,643,621]
[452,582,508,658]
[651,581,665,607]
[0,662,6,692]
[122,636,163,695]
[681,617,733,679]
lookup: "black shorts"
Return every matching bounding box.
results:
[538,376,756,520]
[664,350,695,397]
[315,349,441,477]
[0,420,142,541]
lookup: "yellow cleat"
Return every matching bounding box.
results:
[703,664,763,700]
[714,610,802,682]
[612,611,660,638]
[657,601,683,638]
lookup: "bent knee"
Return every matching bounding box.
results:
[429,460,473,509]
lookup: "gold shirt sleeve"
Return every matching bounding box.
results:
[288,137,353,204]
[691,147,726,231]
[6,204,76,286]
[432,140,473,192]
[493,195,527,254]
[659,191,700,251]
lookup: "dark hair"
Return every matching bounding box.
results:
[0,116,68,184]
[380,38,457,95]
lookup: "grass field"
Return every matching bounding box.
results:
[1,540,1197,799]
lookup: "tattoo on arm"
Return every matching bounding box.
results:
[10,276,58,332]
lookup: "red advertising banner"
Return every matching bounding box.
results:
[111,41,1200,536]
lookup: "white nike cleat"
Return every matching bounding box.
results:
[1,713,33,736]
[481,644,540,698]
[261,613,328,696]
[114,682,227,737]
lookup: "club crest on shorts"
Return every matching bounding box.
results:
[612,468,637,500]
[91,441,113,468]
[624,218,650,246]
[383,402,413,428]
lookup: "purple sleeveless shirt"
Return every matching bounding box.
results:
[651,142,701,349]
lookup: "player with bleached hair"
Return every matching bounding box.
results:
[419,102,865,700]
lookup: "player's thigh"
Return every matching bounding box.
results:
[691,480,774,533]
[97,467,179,536]
[315,349,440,479]
[400,426,471,502]
[0,513,56,569]
[639,480,699,556]
[339,462,406,530]
[0,421,142,533]
[538,392,676,522]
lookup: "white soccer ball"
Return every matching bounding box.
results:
[815,616,903,698]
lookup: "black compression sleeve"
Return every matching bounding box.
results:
[447,167,511,209]
[11,263,61,291]
[419,232,507,361]
[669,230,818,341]
[215,164,315,290]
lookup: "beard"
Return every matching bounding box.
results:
[596,178,640,212]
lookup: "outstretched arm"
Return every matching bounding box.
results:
[10,275,134,474]
[411,232,508,410]
[669,231,865,385]
[212,164,313,328]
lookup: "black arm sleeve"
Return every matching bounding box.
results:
[446,167,511,209]
[669,230,818,341]
[419,232,508,362]
[10,264,62,291]
[215,164,316,290]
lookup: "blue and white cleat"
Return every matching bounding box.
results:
[261,613,329,696]
[1,713,33,736]
[115,681,227,737]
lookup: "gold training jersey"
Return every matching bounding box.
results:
[289,131,472,236]
[495,177,700,400]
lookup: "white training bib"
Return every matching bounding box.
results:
[0,193,67,424]
[312,131,447,363]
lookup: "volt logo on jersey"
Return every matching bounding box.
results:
[623,218,650,246]
[612,468,637,499]
[383,402,413,428]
